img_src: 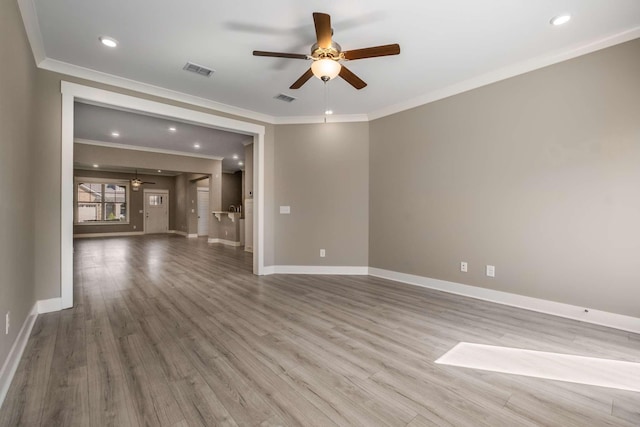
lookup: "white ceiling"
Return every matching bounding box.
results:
[24,0,640,121]
[74,102,250,172]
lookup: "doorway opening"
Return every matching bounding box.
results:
[61,82,266,309]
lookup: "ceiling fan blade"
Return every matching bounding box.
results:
[141,181,156,185]
[313,12,332,49]
[339,65,367,90]
[253,50,308,60]
[290,68,314,89]
[343,44,401,60]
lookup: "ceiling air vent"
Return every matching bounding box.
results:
[274,93,296,103]
[183,62,215,77]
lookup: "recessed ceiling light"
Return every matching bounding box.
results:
[111,131,120,137]
[325,110,333,115]
[99,36,118,48]
[92,164,99,168]
[157,170,162,173]
[550,14,571,26]
[232,154,239,160]
[238,161,244,166]
[194,143,200,149]
[169,127,176,132]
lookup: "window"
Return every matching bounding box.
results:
[148,195,164,206]
[76,179,129,224]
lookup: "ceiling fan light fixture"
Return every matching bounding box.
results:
[311,58,341,81]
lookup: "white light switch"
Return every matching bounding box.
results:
[486,265,495,277]
[280,206,291,214]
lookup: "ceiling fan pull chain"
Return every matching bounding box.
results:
[324,81,328,123]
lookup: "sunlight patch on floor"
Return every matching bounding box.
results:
[435,342,640,392]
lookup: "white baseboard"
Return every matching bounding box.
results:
[269,265,369,275]
[0,302,38,408]
[172,231,198,238]
[38,297,62,314]
[73,231,144,238]
[262,265,275,275]
[207,238,242,247]
[368,267,640,334]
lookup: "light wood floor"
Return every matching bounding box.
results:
[1,235,639,426]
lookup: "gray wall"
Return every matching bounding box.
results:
[0,0,37,372]
[274,123,370,266]
[175,174,189,233]
[222,172,242,211]
[244,143,254,200]
[370,38,640,317]
[73,169,177,234]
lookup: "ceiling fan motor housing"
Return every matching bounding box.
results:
[310,41,343,60]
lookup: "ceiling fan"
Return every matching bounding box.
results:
[131,170,155,191]
[253,12,400,90]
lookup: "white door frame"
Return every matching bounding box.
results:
[61,81,266,309]
[143,189,169,234]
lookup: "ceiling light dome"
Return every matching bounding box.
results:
[99,36,118,48]
[311,58,341,81]
[550,14,571,26]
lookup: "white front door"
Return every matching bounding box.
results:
[144,190,169,234]
[197,188,209,236]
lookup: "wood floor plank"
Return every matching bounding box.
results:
[2,234,639,427]
[169,373,239,427]
[0,314,59,427]
[85,310,141,427]
[39,307,89,427]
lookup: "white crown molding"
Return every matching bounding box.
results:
[17,0,45,65]
[74,138,224,161]
[41,58,277,124]
[368,26,640,120]
[368,267,640,334]
[38,58,368,125]
[273,114,369,125]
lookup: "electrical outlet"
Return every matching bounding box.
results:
[320,249,326,258]
[280,206,291,214]
[486,265,495,277]
[460,261,468,272]
[5,311,9,335]
[133,225,136,230]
